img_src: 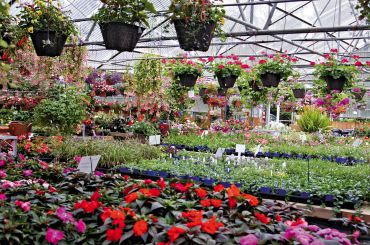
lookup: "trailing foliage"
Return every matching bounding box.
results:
[133,55,163,96]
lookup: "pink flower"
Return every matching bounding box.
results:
[19,154,26,161]
[267,54,274,59]
[23,170,33,177]
[0,170,7,178]
[161,59,167,64]
[56,207,75,223]
[310,61,316,66]
[352,87,361,93]
[341,58,348,63]
[352,55,360,59]
[249,56,256,61]
[259,59,267,64]
[330,48,338,53]
[291,57,298,63]
[207,57,214,62]
[74,156,82,163]
[15,200,31,212]
[227,61,233,65]
[0,160,5,166]
[0,193,6,200]
[218,65,225,69]
[45,228,64,245]
[354,61,362,67]
[366,61,370,67]
[240,234,258,245]
[241,64,249,69]
[323,53,330,59]
[75,219,86,233]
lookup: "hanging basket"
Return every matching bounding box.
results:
[323,76,346,92]
[217,88,228,96]
[260,73,281,87]
[99,22,145,52]
[292,89,306,99]
[248,80,261,91]
[173,20,216,52]
[30,31,67,57]
[177,74,198,87]
[217,74,238,89]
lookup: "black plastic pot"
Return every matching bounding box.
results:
[173,20,216,52]
[217,87,228,96]
[30,31,67,57]
[248,80,261,91]
[323,76,346,92]
[99,22,145,52]
[177,74,198,87]
[292,88,306,99]
[217,74,238,89]
[260,73,281,87]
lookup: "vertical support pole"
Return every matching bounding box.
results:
[266,103,271,126]
[276,104,280,123]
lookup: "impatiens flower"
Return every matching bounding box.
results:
[200,199,211,207]
[144,179,153,185]
[0,170,7,178]
[73,156,82,163]
[106,228,122,242]
[285,218,308,227]
[56,207,75,223]
[0,160,5,166]
[171,182,193,192]
[228,197,237,209]
[125,192,139,203]
[133,220,148,237]
[227,185,241,198]
[74,200,101,213]
[167,226,186,243]
[23,170,33,177]
[195,188,207,199]
[213,184,225,192]
[45,228,64,245]
[156,178,166,190]
[0,193,6,201]
[254,212,270,224]
[15,200,31,212]
[75,219,86,233]
[95,171,104,177]
[240,234,258,245]
[201,216,224,234]
[242,193,259,206]
[183,210,203,228]
[211,199,222,208]
[90,189,101,202]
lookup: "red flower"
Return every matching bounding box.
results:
[323,53,331,59]
[352,55,360,59]
[149,188,161,197]
[330,48,338,53]
[276,214,282,222]
[241,64,249,69]
[183,210,203,228]
[310,61,316,66]
[200,199,211,207]
[106,228,122,242]
[366,61,370,67]
[133,220,148,237]
[213,184,225,192]
[156,178,166,190]
[75,200,101,213]
[195,188,207,199]
[211,199,222,208]
[228,197,237,209]
[218,64,225,69]
[144,179,153,185]
[201,216,224,234]
[259,59,267,64]
[100,208,112,222]
[254,212,271,224]
[341,58,348,63]
[249,56,256,61]
[227,184,240,198]
[242,193,259,206]
[90,189,101,202]
[1,53,7,61]
[171,182,193,192]
[355,61,362,67]
[125,192,138,203]
[207,57,215,62]
[168,226,186,243]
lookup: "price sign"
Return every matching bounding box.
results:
[149,135,161,145]
[78,155,101,174]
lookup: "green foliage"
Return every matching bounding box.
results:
[18,0,76,36]
[133,55,163,96]
[92,0,157,27]
[237,71,268,107]
[211,62,244,78]
[0,109,33,124]
[166,81,192,112]
[297,106,330,133]
[165,58,203,79]
[255,54,295,81]
[33,87,88,135]
[356,0,370,23]
[127,121,159,136]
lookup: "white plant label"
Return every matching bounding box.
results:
[352,139,363,148]
[254,144,262,156]
[78,155,101,174]
[215,148,225,158]
[300,134,307,143]
[235,144,246,153]
[149,135,161,145]
[188,90,195,98]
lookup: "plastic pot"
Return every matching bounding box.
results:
[9,121,32,136]
[217,74,238,89]
[177,73,198,87]
[323,75,346,92]
[260,73,281,87]
[30,31,67,57]
[173,20,216,52]
[248,80,261,91]
[99,22,145,52]
[292,88,305,99]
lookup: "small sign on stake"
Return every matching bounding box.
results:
[235,144,246,153]
[149,135,161,145]
[215,148,225,159]
[254,144,262,157]
[78,155,101,174]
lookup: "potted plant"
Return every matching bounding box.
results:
[210,55,247,89]
[165,58,203,87]
[237,70,262,93]
[92,0,156,52]
[313,51,359,92]
[169,0,225,51]
[19,0,76,57]
[291,81,306,99]
[198,83,217,104]
[255,54,295,88]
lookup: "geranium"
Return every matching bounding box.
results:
[75,219,86,233]
[240,234,258,245]
[201,216,224,234]
[133,220,148,237]
[106,228,122,242]
[167,226,186,243]
[45,228,64,245]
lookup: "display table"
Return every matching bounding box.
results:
[0,134,18,156]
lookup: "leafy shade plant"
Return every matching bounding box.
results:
[18,0,76,36]
[297,106,330,133]
[92,0,156,27]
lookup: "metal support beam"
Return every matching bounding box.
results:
[264,3,278,29]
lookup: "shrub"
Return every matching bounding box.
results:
[297,106,330,133]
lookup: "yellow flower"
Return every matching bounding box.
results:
[220,18,225,25]
[28,26,34,33]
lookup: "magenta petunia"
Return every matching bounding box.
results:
[45,228,64,245]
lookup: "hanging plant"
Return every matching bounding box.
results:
[168,0,225,51]
[290,80,306,99]
[356,0,370,23]
[164,58,203,88]
[313,50,361,92]
[19,0,76,57]
[255,53,296,88]
[210,54,248,89]
[92,0,156,52]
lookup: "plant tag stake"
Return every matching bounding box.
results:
[300,134,307,143]
[236,144,246,153]
[215,148,225,158]
[254,144,262,157]
[78,155,101,174]
[352,139,363,148]
[149,135,161,145]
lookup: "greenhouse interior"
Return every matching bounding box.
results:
[0,0,370,244]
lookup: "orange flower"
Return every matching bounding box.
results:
[242,193,259,206]
[254,212,271,224]
[183,210,203,228]
[228,197,237,209]
[133,220,148,237]
[201,216,223,234]
[110,210,125,220]
[227,184,241,198]
[125,192,139,204]
[167,226,186,243]
[195,188,208,199]
[106,228,122,242]
[213,184,225,192]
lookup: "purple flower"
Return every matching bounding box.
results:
[23,170,33,177]
[45,228,64,245]
[240,234,258,245]
[315,98,325,106]
[56,206,75,223]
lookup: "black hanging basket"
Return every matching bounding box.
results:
[178,74,198,87]
[217,74,238,89]
[260,73,281,88]
[292,89,306,99]
[248,80,261,91]
[99,22,145,52]
[30,31,67,57]
[323,76,346,92]
[173,20,216,52]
